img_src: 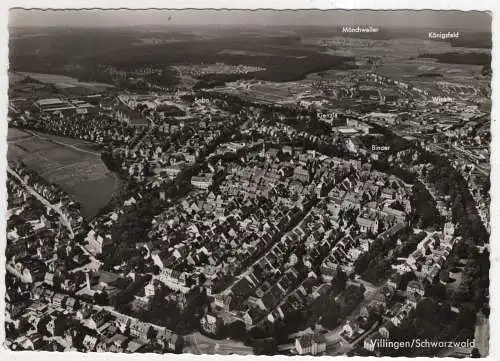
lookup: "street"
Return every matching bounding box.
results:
[7,166,75,239]
[184,332,253,355]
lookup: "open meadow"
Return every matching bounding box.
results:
[8,128,121,219]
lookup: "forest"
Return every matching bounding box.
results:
[9,28,355,84]
[417,52,491,66]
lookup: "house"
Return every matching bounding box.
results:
[389,302,413,326]
[381,188,396,200]
[44,273,54,286]
[129,320,151,341]
[378,320,397,338]
[191,174,213,190]
[115,316,131,333]
[82,334,99,351]
[91,310,111,329]
[52,293,67,309]
[282,146,293,155]
[157,268,189,293]
[157,328,183,352]
[357,216,379,234]
[164,165,183,179]
[266,148,280,160]
[16,332,44,350]
[107,333,128,352]
[243,307,265,327]
[45,316,56,336]
[341,320,362,341]
[387,273,403,290]
[214,294,233,312]
[370,285,396,313]
[85,230,104,255]
[126,338,146,353]
[293,166,310,183]
[267,308,283,323]
[200,313,222,335]
[406,280,425,297]
[184,153,197,164]
[25,312,42,330]
[444,222,455,237]
[76,302,93,320]
[320,259,338,281]
[144,281,156,297]
[65,297,77,311]
[382,205,406,223]
[31,285,46,301]
[295,333,326,355]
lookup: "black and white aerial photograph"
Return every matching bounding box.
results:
[3,7,492,358]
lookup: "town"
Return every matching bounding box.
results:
[5,9,491,358]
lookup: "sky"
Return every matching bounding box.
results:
[9,9,492,31]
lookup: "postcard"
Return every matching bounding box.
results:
[3,7,492,358]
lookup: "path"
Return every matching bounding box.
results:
[7,166,75,239]
[26,130,101,156]
[184,332,253,355]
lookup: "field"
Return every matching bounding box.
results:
[8,128,121,219]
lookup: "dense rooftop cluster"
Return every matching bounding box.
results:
[6,29,490,355]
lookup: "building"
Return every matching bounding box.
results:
[91,310,111,329]
[346,118,373,134]
[191,175,213,190]
[378,320,396,338]
[35,98,76,113]
[444,222,455,237]
[164,165,183,179]
[115,316,131,333]
[85,230,104,255]
[129,321,151,341]
[144,281,156,298]
[367,112,400,125]
[293,166,310,183]
[157,268,190,293]
[357,216,379,234]
[213,294,233,312]
[295,333,326,355]
[157,328,183,352]
[200,313,222,335]
[406,280,425,297]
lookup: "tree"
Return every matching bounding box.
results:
[320,301,340,329]
[390,201,405,212]
[227,321,247,342]
[338,285,365,317]
[94,290,110,306]
[415,298,439,321]
[37,315,51,336]
[471,348,481,358]
[147,326,157,340]
[152,265,161,275]
[252,337,277,355]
